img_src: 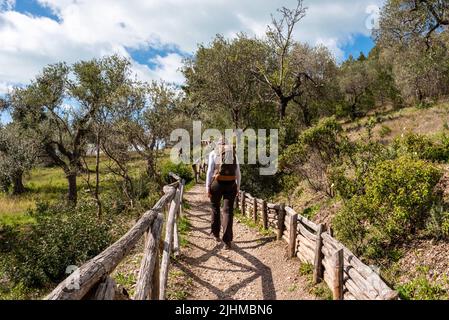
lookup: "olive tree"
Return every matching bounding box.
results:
[116,81,179,181]
[377,0,448,49]
[289,43,340,126]
[376,0,449,103]
[183,34,268,129]
[0,123,39,194]
[256,0,310,121]
[338,57,376,119]
[8,55,132,204]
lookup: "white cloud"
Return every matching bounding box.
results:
[315,37,345,61]
[0,0,386,93]
[149,53,186,84]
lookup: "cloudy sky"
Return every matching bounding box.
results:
[0,0,385,101]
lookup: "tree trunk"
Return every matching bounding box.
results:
[147,156,161,185]
[279,99,288,121]
[147,157,155,177]
[67,172,77,205]
[350,102,358,120]
[302,105,312,127]
[12,171,25,195]
[95,133,102,218]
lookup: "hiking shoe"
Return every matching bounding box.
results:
[224,242,233,250]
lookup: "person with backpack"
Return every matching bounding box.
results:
[206,138,241,249]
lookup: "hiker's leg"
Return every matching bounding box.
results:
[210,180,222,238]
[222,182,237,243]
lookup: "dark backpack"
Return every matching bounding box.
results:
[214,144,237,181]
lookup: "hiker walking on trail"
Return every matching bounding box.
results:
[206,138,241,250]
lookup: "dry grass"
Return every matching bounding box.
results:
[345,102,449,143]
[0,155,151,226]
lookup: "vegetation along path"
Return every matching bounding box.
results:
[174,184,317,300]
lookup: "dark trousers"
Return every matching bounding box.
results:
[210,180,237,243]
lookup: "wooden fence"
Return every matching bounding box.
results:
[238,191,398,300]
[46,173,185,300]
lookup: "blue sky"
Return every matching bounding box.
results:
[13,0,59,21]
[341,34,375,61]
[0,0,385,123]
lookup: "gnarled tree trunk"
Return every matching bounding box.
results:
[67,171,77,205]
[12,171,25,195]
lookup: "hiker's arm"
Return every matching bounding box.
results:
[206,151,215,194]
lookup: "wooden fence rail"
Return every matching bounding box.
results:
[46,173,185,300]
[237,190,398,301]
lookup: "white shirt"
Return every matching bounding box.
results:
[206,150,241,193]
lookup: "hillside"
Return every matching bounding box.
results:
[278,101,449,299]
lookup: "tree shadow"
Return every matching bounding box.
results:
[178,239,277,300]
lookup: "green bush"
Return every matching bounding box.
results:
[329,167,361,200]
[425,204,449,240]
[416,99,435,110]
[379,125,392,138]
[2,201,113,288]
[331,140,391,201]
[299,263,313,276]
[397,267,448,300]
[281,117,346,197]
[393,133,449,163]
[160,161,193,185]
[334,156,442,258]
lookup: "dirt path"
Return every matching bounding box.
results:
[175,184,317,300]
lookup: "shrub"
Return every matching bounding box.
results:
[425,204,449,240]
[281,117,346,197]
[0,224,18,253]
[397,267,448,300]
[416,98,435,110]
[130,173,162,209]
[393,133,449,163]
[334,156,442,258]
[333,195,373,255]
[299,263,313,276]
[2,201,113,288]
[160,161,193,185]
[331,140,391,201]
[379,125,392,138]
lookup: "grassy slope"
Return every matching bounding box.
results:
[279,101,449,299]
[0,155,147,226]
[346,102,449,142]
[280,102,449,222]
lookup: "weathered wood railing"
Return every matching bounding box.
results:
[46,173,185,300]
[237,191,398,301]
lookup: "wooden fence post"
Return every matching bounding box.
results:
[173,219,180,258]
[93,276,117,300]
[262,200,268,230]
[332,249,344,300]
[134,213,164,300]
[313,224,324,284]
[151,250,160,300]
[288,213,298,258]
[277,203,286,241]
[327,225,333,237]
[179,179,185,217]
[159,189,181,300]
[253,197,258,223]
[241,192,246,216]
